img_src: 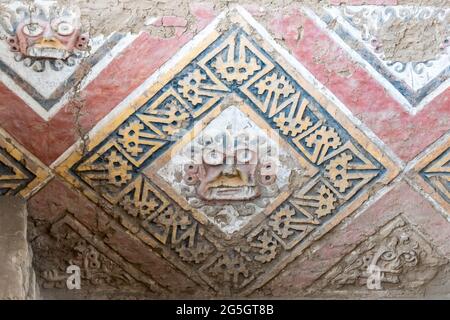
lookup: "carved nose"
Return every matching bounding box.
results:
[38,35,64,50]
[43,28,55,40]
[38,37,60,47]
[41,37,58,44]
[222,164,237,176]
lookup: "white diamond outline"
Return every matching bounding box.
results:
[303,6,450,116]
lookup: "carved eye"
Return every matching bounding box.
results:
[56,22,74,36]
[184,173,198,185]
[203,149,223,165]
[22,23,44,37]
[260,159,276,175]
[236,149,253,164]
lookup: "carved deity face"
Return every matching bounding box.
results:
[183,127,277,202]
[5,4,88,60]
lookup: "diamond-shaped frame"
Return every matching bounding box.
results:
[407,133,450,215]
[145,93,318,240]
[0,127,51,198]
[56,8,400,295]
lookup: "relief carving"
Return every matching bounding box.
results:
[341,6,449,64]
[58,18,399,295]
[0,128,50,198]
[31,214,165,295]
[1,1,89,71]
[183,113,277,202]
[309,216,447,294]
[159,105,296,235]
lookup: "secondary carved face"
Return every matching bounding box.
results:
[4,2,88,60]
[183,127,277,202]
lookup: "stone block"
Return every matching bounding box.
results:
[0,196,38,300]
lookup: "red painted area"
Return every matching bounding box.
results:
[189,2,217,32]
[162,16,188,27]
[0,9,217,165]
[267,10,450,162]
[0,83,50,160]
[77,31,193,133]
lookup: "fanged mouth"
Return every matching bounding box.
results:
[205,186,259,201]
[27,46,70,59]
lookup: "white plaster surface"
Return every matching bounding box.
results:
[158,106,299,234]
[325,6,450,92]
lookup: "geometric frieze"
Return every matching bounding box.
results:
[57,10,400,295]
[0,127,51,198]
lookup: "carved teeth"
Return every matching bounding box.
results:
[207,186,258,200]
[27,47,69,59]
